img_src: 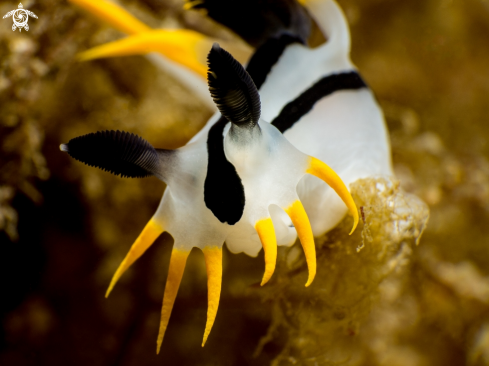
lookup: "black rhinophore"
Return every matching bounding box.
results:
[60,130,160,178]
[207,43,261,128]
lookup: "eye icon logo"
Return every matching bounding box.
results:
[3,3,37,32]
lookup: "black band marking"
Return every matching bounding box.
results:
[246,34,301,90]
[272,71,368,133]
[62,130,164,178]
[204,116,245,225]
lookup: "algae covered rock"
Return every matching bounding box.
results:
[254,177,429,365]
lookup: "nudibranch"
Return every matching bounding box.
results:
[62,0,392,352]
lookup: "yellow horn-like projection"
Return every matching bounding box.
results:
[69,0,150,35]
[255,218,277,286]
[157,248,190,354]
[202,246,223,347]
[306,156,359,235]
[106,219,164,298]
[285,200,316,287]
[77,30,211,78]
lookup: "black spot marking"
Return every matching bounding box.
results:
[62,130,165,178]
[204,117,245,225]
[207,44,261,128]
[272,71,368,133]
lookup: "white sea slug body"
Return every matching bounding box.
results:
[61,0,391,352]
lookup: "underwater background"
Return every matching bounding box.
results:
[1,0,489,365]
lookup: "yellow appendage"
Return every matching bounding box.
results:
[69,0,150,35]
[106,219,163,298]
[255,218,277,286]
[77,30,210,78]
[286,200,316,287]
[306,156,359,235]
[157,248,190,354]
[202,246,223,347]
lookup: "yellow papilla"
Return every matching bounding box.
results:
[255,218,277,286]
[306,156,359,235]
[77,30,210,78]
[69,0,150,35]
[286,200,316,287]
[106,219,163,298]
[202,246,223,347]
[157,248,190,354]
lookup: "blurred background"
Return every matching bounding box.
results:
[1,0,489,365]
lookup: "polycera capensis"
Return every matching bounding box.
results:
[62,0,392,352]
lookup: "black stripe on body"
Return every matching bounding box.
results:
[246,34,301,90]
[272,71,367,133]
[204,117,245,225]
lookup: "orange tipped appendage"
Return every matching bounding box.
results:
[157,248,190,354]
[77,30,209,78]
[69,0,150,35]
[306,156,359,235]
[201,246,223,347]
[106,219,163,298]
[285,200,316,287]
[255,218,277,286]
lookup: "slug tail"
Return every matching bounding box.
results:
[77,30,210,78]
[69,0,150,35]
[255,218,277,286]
[157,248,190,354]
[201,246,223,347]
[306,156,359,234]
[106,219,164,298]
[285,200,316,287]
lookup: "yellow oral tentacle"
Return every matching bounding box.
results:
[201,246,223,347]
[157,248,190,354]
[77,30,210,78]
[306,156,359,235]
[106,219,163,298]
[69,0,151,35]
[255,218,277,286]
[285,200,316,287]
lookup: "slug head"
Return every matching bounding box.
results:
[59,42,359,352]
